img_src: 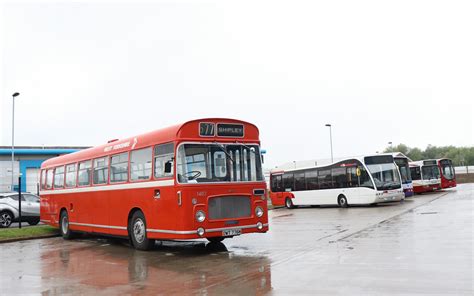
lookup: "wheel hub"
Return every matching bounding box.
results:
[0,213,12,227]
[61,216,69,234]
[133,219,146,243]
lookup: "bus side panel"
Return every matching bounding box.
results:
[269,191,285,207]
[106,185,177,236]
[292,189,339,206]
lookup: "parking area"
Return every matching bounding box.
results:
[0,184,472,294]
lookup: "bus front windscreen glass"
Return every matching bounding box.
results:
[440,160,455,180]
[177,143,264,183]
[422,165,440,180]
[364,156,401,190]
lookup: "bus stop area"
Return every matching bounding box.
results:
[0,184,472,295]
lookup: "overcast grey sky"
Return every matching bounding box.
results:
[1,0,473,168]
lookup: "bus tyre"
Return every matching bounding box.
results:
[285,197,294,209]
[60,210,75,239]
[338,195,348,208]
[129,211,155,251]
[207,237,225,243]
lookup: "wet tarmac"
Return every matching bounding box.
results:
[0,184,472,295]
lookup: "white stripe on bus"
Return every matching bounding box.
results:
[69,222,128,230]
[61,221,269,235]
[39,179,174,195]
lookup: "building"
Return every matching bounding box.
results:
[0,146,88,193]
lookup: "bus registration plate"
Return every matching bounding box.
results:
[222,229,241,237]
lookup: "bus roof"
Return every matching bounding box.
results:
[41,118,259,169]
[271,153,394,174]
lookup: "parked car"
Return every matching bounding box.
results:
[0,192,40,228]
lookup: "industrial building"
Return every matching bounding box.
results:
[0,146,88,193]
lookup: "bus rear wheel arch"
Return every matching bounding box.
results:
[128,210,155,251]
[337,195,348,208]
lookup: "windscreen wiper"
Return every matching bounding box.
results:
[214,142,234,162]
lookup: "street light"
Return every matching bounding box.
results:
[388,141,393,152]
[325,124,333,163]
[11,92,20,191]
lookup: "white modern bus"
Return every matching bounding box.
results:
[269,155,404,208]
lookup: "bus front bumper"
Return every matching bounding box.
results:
[146,222,269,240]
[375,189,405,203]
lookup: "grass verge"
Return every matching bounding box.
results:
[0,225,59,242]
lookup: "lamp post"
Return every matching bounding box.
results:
[388,141,393,152]
[11,92,20,191]
[325,124,333,163]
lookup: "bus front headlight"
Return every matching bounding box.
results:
[195,210,206,222]
[255,206,264,218]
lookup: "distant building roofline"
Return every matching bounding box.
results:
[0,146,90,156]
[0,146,90,150]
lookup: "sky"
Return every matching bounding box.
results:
[1,0,473,169]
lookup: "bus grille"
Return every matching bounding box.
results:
[208,196,251,220]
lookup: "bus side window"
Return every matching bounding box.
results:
[78,160,92,186]
[294,172,305,191]
[46,169,54,189]
[40,169,46,190]
[130,147,152,181]
[110,152,129,183]
[54,166,65,189]
[318,169,332,189]
[358,166,374,189]
[154,143,175,179]
[306,169,319,190]
[283,173,294,191]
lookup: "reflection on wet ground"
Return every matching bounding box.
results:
[0,184,472,295]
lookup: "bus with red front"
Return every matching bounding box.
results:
[409,160,441,193]
[436,158,456,189]
[40,118,268,250]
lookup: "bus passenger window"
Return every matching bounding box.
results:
[93,157,109,184]
[65,164,77,188]
[110,152,129,183]
[130,147,152,181]
[154,143,174,178]
[78,160,92,186]
[54,166,65,189]
[40,170,46,189]
[46,169,54,189]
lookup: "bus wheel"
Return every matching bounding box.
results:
[129,211,155,251]
[207,237,225,243]
[285,198,294,209]
[60,210,75,239]
[338,195,348,208]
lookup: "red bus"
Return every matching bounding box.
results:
[40,119,268,250]
[409,160,441,194]
[436,158,456,189]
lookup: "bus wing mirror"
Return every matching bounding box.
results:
[164,161,172,174]
[261,154,265,164]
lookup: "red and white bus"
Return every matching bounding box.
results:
[436,158,456,189]
[409,160,441,193]
[40,119,268,250]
